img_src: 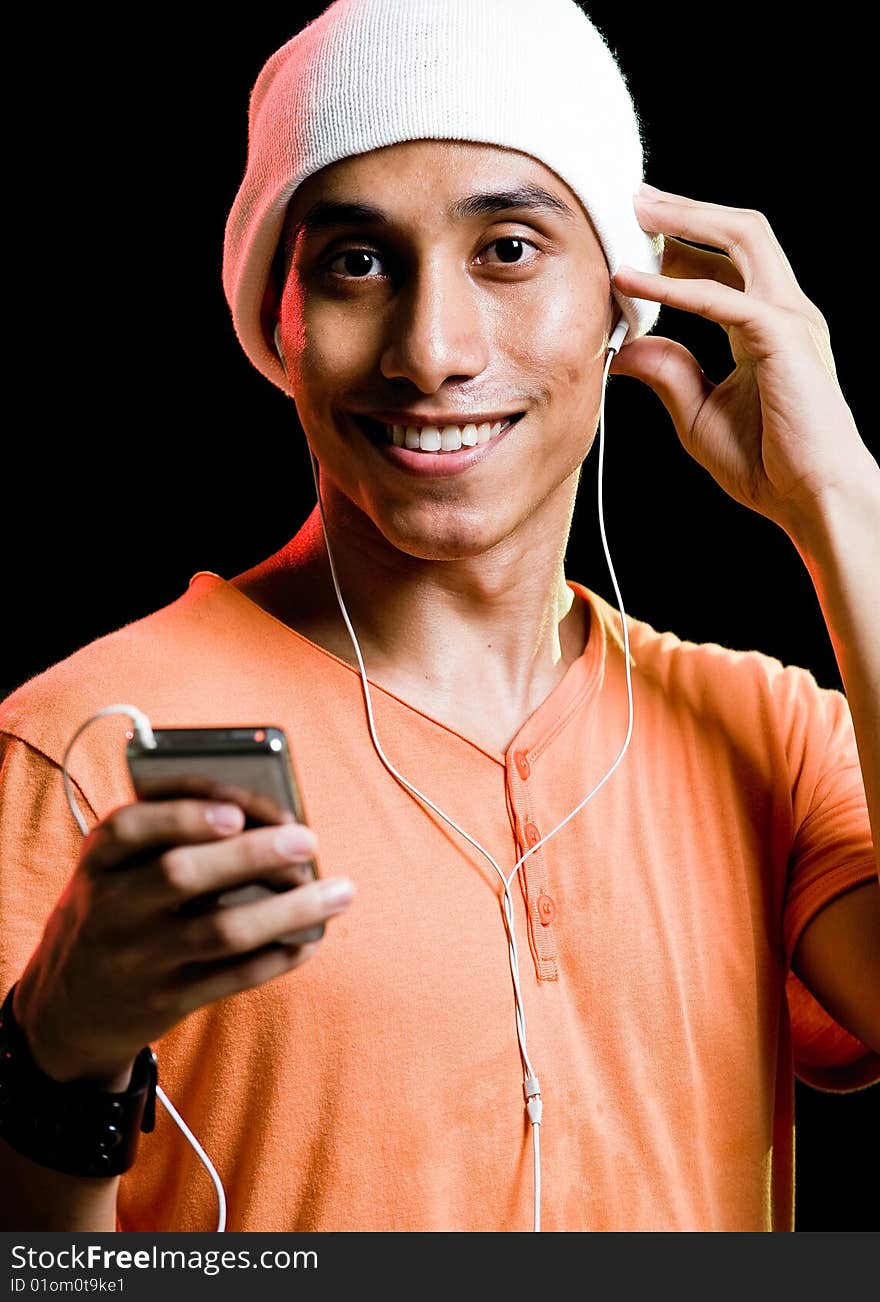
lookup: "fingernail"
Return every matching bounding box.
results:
[637,181,663,197]
[318,878,355,909]
[205,804,244,831]
[273,823,318,857]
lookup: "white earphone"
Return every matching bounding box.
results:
[608,315,629,354]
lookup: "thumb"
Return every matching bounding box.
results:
[609,336,714,440]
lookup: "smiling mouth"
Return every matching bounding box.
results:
[352,413,525,452]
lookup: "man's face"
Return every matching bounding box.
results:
[271,139,616,562]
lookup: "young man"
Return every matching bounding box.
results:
[0,0,877,1232]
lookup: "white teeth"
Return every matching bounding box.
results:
[389,418,515,451]
[440,425,462,451]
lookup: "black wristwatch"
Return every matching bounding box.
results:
[0,984,157,1178]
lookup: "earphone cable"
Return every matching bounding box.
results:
[307,336,634,1232]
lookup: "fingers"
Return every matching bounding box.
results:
[170,874,355,965]
[633,189,803,304]
[608,335,716,443]
[81,799,327,940]
[27,798,352,1084]
[614,263,775,338]
[98,817,324,928]
[82,797,248,875]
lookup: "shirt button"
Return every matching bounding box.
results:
[524,822,541,847]
[537,894,556,925]
[514,750,531,780]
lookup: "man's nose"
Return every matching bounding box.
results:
[379,256,490,393]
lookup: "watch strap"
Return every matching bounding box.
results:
[0,983,157,1178]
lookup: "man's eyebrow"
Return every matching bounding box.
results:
[453,185,576,223]
[288,184,577,245]
[289,201,384,244]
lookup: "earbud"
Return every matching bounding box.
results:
[607,317,629,355]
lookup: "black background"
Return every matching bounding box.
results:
[6,3,877,1229]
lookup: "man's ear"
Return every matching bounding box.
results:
[260,267,282,358]
[605,297,623,350]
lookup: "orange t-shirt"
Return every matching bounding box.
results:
[0,571,876,1232]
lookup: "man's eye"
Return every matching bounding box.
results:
[476,237,540,266]
[325,249,385,279]
[325,239,536,279]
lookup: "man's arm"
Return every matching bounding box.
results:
[0,1136,120,1230]
[0,1042,132,1231]
[789,468,880,1053]
[609,185,879,1050]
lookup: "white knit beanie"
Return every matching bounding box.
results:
[222,0,664,398]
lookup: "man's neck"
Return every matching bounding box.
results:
[230,500,590,723]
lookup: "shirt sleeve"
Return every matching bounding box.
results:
[0,730,100,1000]
[773,664,880,1092]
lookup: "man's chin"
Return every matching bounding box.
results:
[373,510,527,566]
[311,466,528,563]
